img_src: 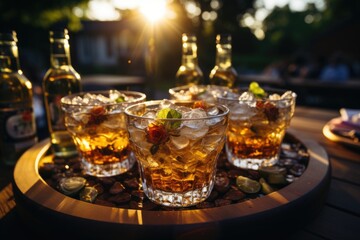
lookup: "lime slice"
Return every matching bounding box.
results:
[236,176,261,194]
[249,81,267,98]
[259,178,274,195]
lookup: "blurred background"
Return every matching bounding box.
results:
[1,0,359,139]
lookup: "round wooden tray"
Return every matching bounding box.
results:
[13,129,330,239]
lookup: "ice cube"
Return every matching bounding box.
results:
[278,91,296,108]
[169,135,189,150]
[159,99,174,109]
[182,108,207,129]
[72,96,85,105]
[239,92,256,107]
[189,85,202,95]
[206,116,223,126]
[206,106,219,116]
[72,112,89,124]
[109,90,123,101]
[180,126,209,140]
[269,94,281,100]
[101,115,124,129]
[281,91,295,100]
[128,126,146,141]
[175,106,192,115]
[230,103,256,121]
[133,111,156,129]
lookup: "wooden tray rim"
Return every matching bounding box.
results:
[13,128,330,226]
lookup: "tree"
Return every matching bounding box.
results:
[0,0,89,30]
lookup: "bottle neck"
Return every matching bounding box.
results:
[0,40,20,73]
[50,38,71,68]
[181,41,199,69]
[215,43,232,69]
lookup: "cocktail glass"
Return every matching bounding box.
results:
[218,88,296,170]
[61,90,146,177]
[125,100,229,207]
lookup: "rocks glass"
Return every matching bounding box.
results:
[218,88,296,170]
[61,90,146,177]
[125,100,229,207]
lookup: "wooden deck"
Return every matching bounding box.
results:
[1,106,359,239]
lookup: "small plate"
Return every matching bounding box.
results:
[322,117,360,148]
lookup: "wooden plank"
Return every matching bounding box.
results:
[295,107,338,121]
[326,179,360,215]
[305,206,360,240]
[330,158,360,184]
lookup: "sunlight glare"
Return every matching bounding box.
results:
[139,0,167,23]
[86,0,120,21]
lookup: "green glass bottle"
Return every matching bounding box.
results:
[0,31,38,166]
[209,34,238,87]
[42,29,81,157]
[175,33,203,86]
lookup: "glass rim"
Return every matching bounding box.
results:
[217,87,297,102]
[60,90,146,107]
[169,84,231,94]
[124,100,229,121]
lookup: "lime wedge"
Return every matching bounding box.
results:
[236,176,261,194]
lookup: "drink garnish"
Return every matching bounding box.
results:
[115,96,125,103]
[156,108,182,130]
[193,100,206,109]
[87,106,107,126]
[249,81,267,98]
[236,176,261,194]
[250,82,279,122]
[147,108,182,154]
[146,122,169,155]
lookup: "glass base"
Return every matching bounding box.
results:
[81,154,136,177]
[143,180,214,207]
[226,148,278,170]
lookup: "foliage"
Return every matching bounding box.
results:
[0,0,89,30]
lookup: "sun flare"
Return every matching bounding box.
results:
[139,0,168,23]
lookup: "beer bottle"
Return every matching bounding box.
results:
[209,34,238,87]
[175,33,203,86]
[43,29,81,157]
[0,31,38,166]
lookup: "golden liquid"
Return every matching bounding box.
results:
[209,68,237,88]
[129,116,227,193]
[66,112,130,165]
[43,68,81,157]
[226,106,291,160]
[175,68,203,86]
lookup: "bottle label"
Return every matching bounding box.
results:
[0,108,37,150]
[6,110,36,138]
[48,95,66,131]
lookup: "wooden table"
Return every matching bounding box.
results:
[1,106,359,239]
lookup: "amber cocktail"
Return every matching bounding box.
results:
[125,100,229,207]
[218,85,296,170]
[61,90,146,177]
